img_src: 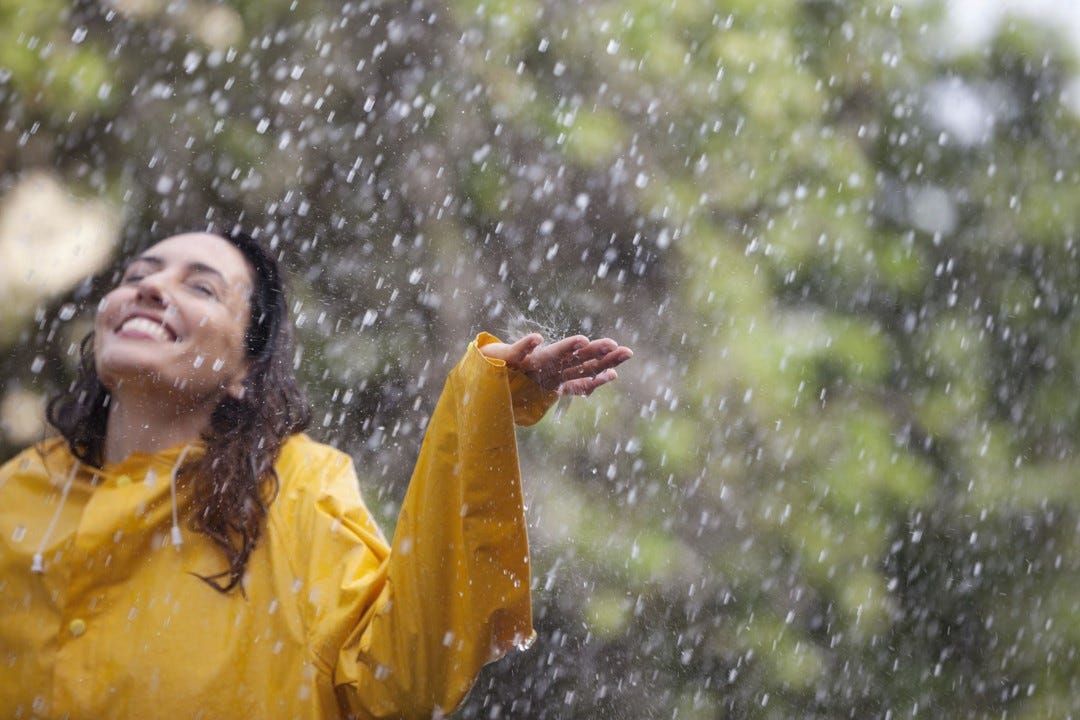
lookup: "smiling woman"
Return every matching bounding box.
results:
[47,231,312,595]
[0,229,632,719]
[96,235,252,411]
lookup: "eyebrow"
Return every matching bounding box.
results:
[130,255,227,281]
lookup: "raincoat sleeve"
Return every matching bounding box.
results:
[324,333,557,718]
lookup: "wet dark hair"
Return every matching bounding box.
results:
[46,228,312,593]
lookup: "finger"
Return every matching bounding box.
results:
[505,333,544,365]
[558,369,618,396]
[539,335,590,361]
[564,338,619,366]
[556,345,633,382]
[527,335,589,372]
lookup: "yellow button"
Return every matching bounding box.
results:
[68,618,87,637]
[116,474,132,487]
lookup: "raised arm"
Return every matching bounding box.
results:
[326,336,530,716]
[325,333,630,718]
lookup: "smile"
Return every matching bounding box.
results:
[118,316,178,342]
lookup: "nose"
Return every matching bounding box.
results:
[133,273,171,308]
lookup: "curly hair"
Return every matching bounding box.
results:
[46,228,312,593]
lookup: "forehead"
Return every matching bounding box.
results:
[136,233,253,287]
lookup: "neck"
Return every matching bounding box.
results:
[104,393,216,464]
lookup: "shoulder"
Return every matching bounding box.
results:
[0,437,70,480]
[268,434,383,542]
[276,434,354,478]
[273,433,359,500]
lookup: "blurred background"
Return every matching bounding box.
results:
[3,0,1080,716]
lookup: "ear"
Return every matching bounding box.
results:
[225,361,250,400]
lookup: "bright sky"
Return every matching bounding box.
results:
[936,0,1080,51]
[911,0,1080,114]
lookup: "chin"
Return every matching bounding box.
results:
[97,355,163,389]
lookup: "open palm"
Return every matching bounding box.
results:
[480,333,633,396]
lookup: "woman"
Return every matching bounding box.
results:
[0,229,632,719]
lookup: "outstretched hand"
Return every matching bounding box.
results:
[480,333,633,396]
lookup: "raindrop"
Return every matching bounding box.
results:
[471,144,491,163]
[182,51,202,74]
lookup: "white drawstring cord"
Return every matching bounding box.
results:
[169,446,193,549]
[32,445,191,572]
[31,462,80,574]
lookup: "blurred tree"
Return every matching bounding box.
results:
[2,0,1080,717]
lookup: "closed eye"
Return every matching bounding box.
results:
[190,282,218,298]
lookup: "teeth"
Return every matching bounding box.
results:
[120,317,173,342]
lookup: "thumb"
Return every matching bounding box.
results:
[504,333,544,366]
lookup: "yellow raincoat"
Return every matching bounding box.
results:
[0,334,556,719]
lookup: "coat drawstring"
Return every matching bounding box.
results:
[170,445,193,549]
[33,445,192,573]
[31,461,80,574]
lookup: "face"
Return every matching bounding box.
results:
[94,233,254,406]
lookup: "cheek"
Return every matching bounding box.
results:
[204,316,249,367]
[93,297,112,330]
[229,329,250,366]
[94,291,126,330]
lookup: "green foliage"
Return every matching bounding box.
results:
[4,0,1080,716]
[0,0,116,115]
